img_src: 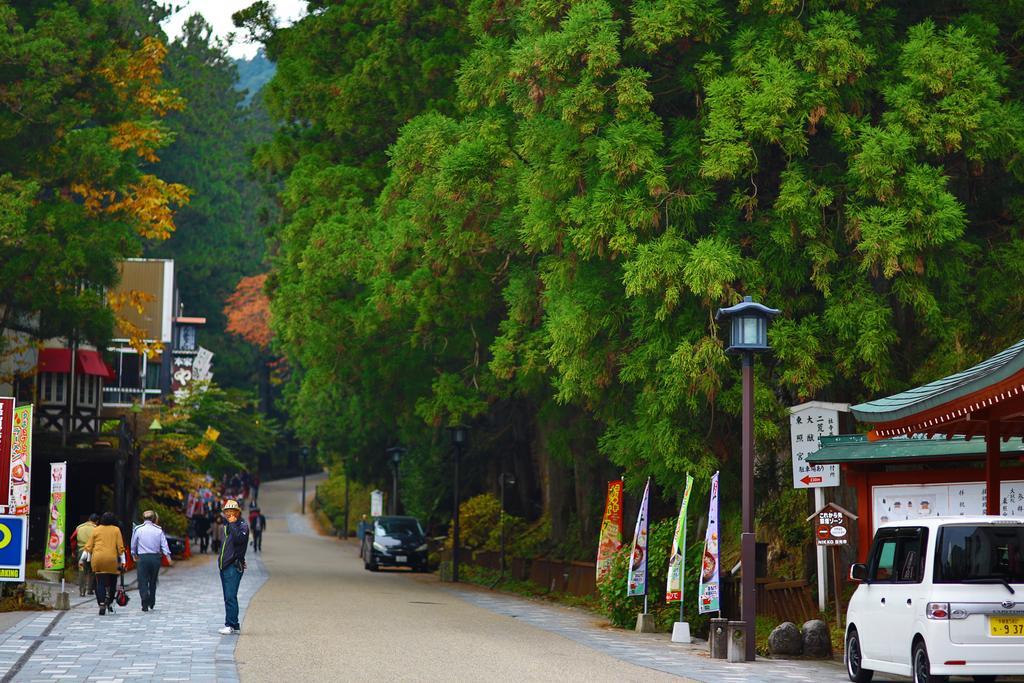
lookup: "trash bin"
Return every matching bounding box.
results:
[727,620,746,663]
[709,618,728,659]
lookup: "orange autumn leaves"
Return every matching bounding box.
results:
[72,36,190,242]
[225,274,273,350]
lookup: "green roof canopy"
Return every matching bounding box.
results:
[807,434,1024,465]
[850,338,1024,425]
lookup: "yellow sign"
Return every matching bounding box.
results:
[990,616,1024,637]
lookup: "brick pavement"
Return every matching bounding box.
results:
[447,588,912,683]
[0,552,267,682]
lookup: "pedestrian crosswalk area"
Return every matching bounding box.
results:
[0,554,266,682]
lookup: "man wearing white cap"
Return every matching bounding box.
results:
[131,510,172,612]
[217,499,249,635]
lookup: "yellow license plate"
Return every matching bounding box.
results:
[989,616,1024,636]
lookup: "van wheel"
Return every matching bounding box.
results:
[845,629,874,683]
[912,641,948,683]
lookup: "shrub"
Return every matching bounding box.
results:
[597,518,676,628]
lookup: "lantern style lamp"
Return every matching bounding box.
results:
[716,296,779,353]
[498,472,517,578]
[386,446,406,515]
[447,426,470,582]
[715,295,780,661]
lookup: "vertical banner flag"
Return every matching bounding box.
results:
[0,398,14,509]
[595,480,623,582]
[626,478,651,597]
[666,473,694,602]
[9,405,32,515]
[44,462,67,570]
[698,471,721,614]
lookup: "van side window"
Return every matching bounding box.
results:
[896,528,928,583]
[872,537,898,581]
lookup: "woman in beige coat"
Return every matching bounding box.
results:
[82,512,125,614]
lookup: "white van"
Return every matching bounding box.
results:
[845,516,1024,683]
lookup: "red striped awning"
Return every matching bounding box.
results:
[76,350,115,380]
[37,348,71,374]
[37,348,115,380]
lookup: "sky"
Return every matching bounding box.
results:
[161,0,306,59]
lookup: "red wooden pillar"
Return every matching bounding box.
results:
[986,419,1001,515]
[847,467,873,563]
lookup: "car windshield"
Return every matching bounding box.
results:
[935,524,1024,583]
[376,519,424,539]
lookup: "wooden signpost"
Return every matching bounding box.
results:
[806,502,857,629]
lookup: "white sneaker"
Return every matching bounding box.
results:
[218,626,239,635]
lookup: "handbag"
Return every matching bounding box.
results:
[115,572,129,607]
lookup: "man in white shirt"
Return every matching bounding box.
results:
[131,510,173,612]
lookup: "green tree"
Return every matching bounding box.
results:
[255,0,1024,552]
[146,14,273,390]
[0,0,188,357]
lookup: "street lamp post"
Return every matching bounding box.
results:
[301,446,310,515]
[387,446,406,515]
[447,426,469,582]
[498,472,516,580]
[715,295,780,662]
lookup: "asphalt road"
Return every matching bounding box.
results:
[236,475,680,682]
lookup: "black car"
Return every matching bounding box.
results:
[362,516,429,572]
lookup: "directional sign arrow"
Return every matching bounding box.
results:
[801,475,823,485]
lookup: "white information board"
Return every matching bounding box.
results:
[370,489,383,517]
[790,402,848,489]
[872,480,1024,531]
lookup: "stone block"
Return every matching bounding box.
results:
[801,619,832,658]
[767,621,802,656]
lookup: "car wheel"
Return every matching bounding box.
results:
[912,641,948,683]
[845,629,874,683]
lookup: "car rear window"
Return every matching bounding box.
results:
[935,524,1024,583]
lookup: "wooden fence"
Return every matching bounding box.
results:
[720,577,818,623]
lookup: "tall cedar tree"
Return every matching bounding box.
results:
[148,14,273,389]
[255,1,1024,546]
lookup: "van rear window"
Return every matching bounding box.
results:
[935,525,1024,583]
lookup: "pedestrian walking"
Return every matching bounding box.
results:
[251,508,266,553]
[74,513,99,597]
[195,512,211,553]
[82,512,125,615]
[251,473,260,505]
[130,510,173,612]
[217,499,249,635]
[211,513,223,554]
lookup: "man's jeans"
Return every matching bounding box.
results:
[220,563,243,629]
[136,554,162,608]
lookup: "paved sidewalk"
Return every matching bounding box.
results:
[447,587,907,683]
[0,553,267,682]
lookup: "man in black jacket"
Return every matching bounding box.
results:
[217,499,249,635]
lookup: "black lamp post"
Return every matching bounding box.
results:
[386,446,406,515]
[447,425,469,582]
[300,446,310,515]
[715,295,780,662]
[498,472,516,579]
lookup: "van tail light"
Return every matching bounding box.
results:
[927,602,950,619]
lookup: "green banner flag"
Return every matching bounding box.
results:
[665,473,694,603]
[44,462,66,570]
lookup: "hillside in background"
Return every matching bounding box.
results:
[235,49,275,105]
